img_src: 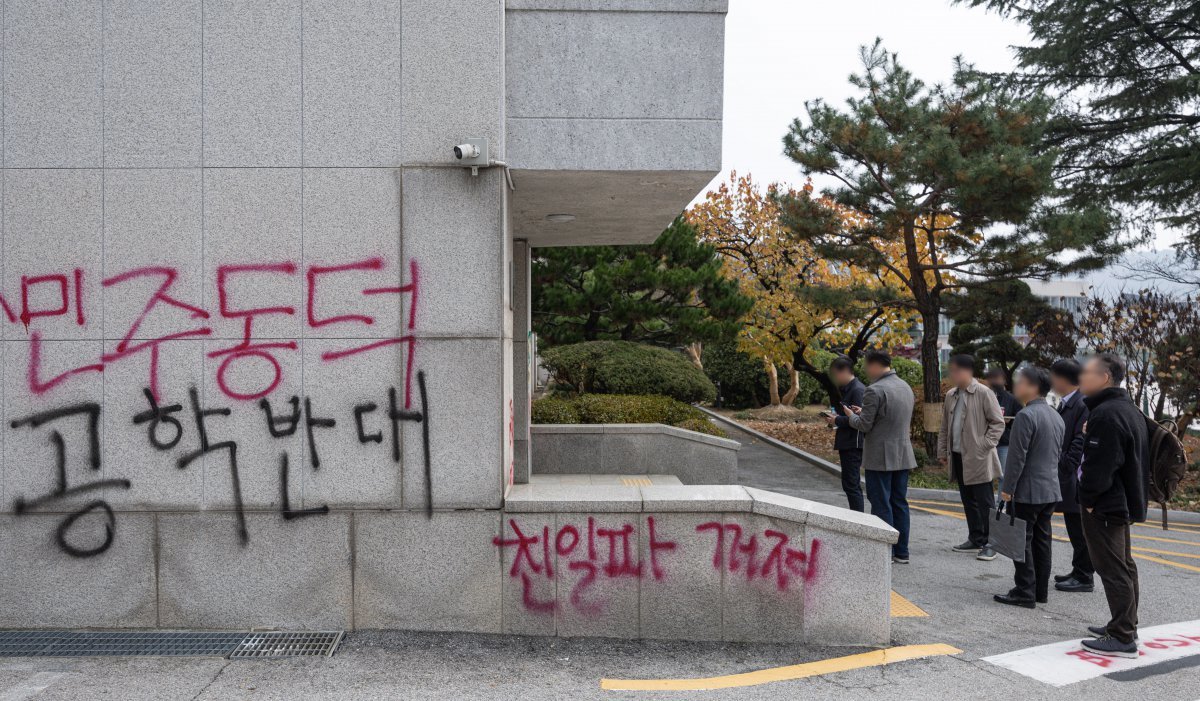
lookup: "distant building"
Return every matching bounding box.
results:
[924,279,1092,368]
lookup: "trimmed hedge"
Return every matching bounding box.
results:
[542,341,716,404]
[531,393,725,437]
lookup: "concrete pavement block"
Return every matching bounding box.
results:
[302,168,403,339]
[402,338,503,510]
[401,0,503,162]
[301,340,404,508]
[639,512,722,641]
[745,486,898,543]
[302,0,402,166]
[0,512,156,628]
[355,510,501,633]
[505,9,723,120]
[203,0,302,167]
[507,117,722,172]
[3,0,103,167]
[158,510,352,629]
[401,168,505,338]
[202,168,304,340]
[639,485,752,513]
[555,512,641,639]
[103,339,207,510]
[3,340,106,505]
[200,339,304,510]
[803,525,891,646]
[504,484,642,513]
[3,169,104,340]
[102,168,204,343]
[104,0,202,167]
[497,513,557,636]
[743,486,811,524]
[717,513,807,643]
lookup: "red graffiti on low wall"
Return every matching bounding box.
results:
[696,521,820,592]
[494,517,822,615]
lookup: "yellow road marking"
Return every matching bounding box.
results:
[599,644,961,691]
[908,499,1200,535]
[910,504,1200,574]
[908,500,1200,546]
[620,478,652,487]
[891,591,929,617]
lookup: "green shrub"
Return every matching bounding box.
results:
[530,396,581,424]
[530,393,723,436]
[574,394,702,425]
[701,342,771,408]
[542,341,716,403]
[891,357,923,388]
[675,417,726,438]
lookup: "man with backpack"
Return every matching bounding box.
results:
[1077,353,1148,658]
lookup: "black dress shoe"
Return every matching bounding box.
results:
[994,593,1036,609]
[1055,577,1095,593]
[1054,573,1074,583]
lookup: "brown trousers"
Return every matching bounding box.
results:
[1081,512,1140,644]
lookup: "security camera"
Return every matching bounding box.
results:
[454,143,480,160]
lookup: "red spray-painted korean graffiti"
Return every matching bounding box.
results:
[6,255,437,556]
[8,257,422,407]
[495,517,821,615]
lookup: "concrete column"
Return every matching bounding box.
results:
[511,239,533,484]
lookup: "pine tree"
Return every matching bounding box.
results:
[780,41,1123,452]
[530,217,752,361]
[958,0,1200,256]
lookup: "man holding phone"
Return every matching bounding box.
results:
[825,355,866,512]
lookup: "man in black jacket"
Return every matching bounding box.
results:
[1077,353,1148,659]
[985,368,1023,471]
[1051,359,1094,593]
[826,356,866,512]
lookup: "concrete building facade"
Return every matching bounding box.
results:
[1,0,896,645]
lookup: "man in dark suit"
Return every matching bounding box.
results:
[1051,358,1094,593]
[826,355,866,512]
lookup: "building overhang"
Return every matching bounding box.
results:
[504,0,726,247]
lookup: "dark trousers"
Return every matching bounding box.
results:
[1011,502,1055,601]
[838,448,865,512]
[1082,512,1140,644]
[865,469,910,558]
[953,452,995,547]
[1062,511,1095,584]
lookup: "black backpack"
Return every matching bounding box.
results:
[1144,416,1189,530]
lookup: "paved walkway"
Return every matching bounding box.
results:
[3,427,1200,700]
[718,420,846,504]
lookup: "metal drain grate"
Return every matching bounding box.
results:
[231,631,344,659]
[0,631,342,659]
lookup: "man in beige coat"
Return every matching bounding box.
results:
[938,354,1006,560]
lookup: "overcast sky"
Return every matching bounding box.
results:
[710,0,1187,257]
[714,0,1029,191]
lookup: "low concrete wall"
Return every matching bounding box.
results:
[2,484,894,646]
[530,424,739,484]
[501,483,896,645]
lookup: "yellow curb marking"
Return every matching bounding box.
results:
[599,644,961,691]
[891,590,929,617]
[620,477,653,487]
[909,504,1200,574]
[908,499,1200,535]
[908,500,1200,548]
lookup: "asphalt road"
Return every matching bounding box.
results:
[2,423,1198,700]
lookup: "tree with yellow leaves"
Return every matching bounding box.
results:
[687,172,917,408]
